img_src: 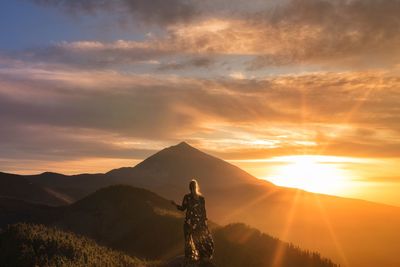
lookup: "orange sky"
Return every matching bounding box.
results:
[1,0,400,207]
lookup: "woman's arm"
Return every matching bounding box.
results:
[172,195,188,211]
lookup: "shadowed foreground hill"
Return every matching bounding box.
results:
[0,223,150,267]
[0,197,61,227]
[59,185,185,260]
[0,185,337,267]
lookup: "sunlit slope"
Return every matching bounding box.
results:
[215,187,400,267]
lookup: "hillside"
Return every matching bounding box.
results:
[213,224,337,267]
[6,142,400,266]
[0,185,337,267]
[0,172,67,206]
[0,223,150,267]
[25,172,113,202]
[59,185,185,260]
[0,197,61,227]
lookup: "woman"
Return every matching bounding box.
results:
[172,179,214,265]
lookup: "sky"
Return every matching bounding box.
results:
[1,0,400,206]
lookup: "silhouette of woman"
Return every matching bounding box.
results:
[172,179,214,265]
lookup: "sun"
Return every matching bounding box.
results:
[266,156,351,195]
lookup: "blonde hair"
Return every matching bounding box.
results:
[189,179,201,196]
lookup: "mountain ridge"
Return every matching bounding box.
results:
[107,141,270,187]
[0,172,68,206]
[1,142,400,267]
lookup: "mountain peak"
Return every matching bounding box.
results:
[159,141,202,156]
[172,141,195,150]
[106,140,270,191]
[177,141,190,147]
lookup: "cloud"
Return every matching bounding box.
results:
[0,122,156,161]
[30,0,281,26]
[22,1,400,70]
[159,0,400,68]
[1,65,400,163]
[21,40,172,69]
[0,74,201,140]
[157,56,214,71]
[25,0,400,71]
[32,0,199,25]
[2,0,399,178]
[246,0,400,68]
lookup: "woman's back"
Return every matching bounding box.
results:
[182,193,207,228]
[172,180,214,265]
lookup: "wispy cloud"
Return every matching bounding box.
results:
[32,0,199,25]
[1,65,399,162]
[19,0,400,70]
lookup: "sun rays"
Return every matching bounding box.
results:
[312,194,350,267]
[271,189,301,267]
[265,156,352,195]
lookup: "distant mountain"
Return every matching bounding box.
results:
[0,185,337,267]
[8,142,270,203]
[3,142,400,266]
[24,172,113,202]
[0,223,150,267]
[0,172,67,206]
[108,141,270,188]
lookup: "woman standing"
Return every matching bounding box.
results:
[172,179,214,265]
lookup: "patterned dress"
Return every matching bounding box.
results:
[176,193,214,263]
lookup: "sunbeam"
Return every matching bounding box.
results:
[313,194,350,267]
[271,189,301,267]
